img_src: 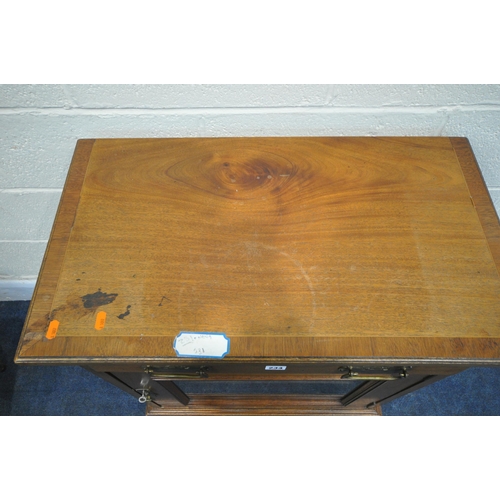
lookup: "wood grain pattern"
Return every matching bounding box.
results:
[16,137,500,363]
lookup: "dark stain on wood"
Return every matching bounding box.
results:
[117,305,131,320]
[82,289,118,309]
[49,296,93,321]
[27,290,118,336]
[28,313,51,333]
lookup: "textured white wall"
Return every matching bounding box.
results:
[1,84,499,299]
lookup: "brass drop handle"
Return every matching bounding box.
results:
[341,368,408,380]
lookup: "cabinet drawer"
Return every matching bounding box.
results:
[141,362,412,380]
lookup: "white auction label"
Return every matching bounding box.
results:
[173,332,230,358]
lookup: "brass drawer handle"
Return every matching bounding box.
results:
[146,367,208,379]
[341,368,408,380]
[150,372,208,380]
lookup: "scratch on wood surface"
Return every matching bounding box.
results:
[177,284,185,328]
[278,249,317,334]
[158,295,171,306]
[20,331,45,354]
[245,241,317,333]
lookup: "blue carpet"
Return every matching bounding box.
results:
[0,301,143,416]
[1,300,500,415]
[383,367,500,415]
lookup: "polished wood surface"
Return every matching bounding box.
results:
[16,140,94,358]
[451,137,500,271]
[16,137,500,363]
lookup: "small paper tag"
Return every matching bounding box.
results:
[265,366,287,370]
[174,332,230,358]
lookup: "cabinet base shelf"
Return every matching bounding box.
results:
[145,394,382,416]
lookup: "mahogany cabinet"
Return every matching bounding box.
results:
[15,137,500,415]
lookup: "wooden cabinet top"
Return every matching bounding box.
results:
[15,137,500,364]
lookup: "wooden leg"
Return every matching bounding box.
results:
[154,380,190,405]
[367,375,447,408]
[341,381,387,406]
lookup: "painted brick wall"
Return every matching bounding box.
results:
[1,84,499,299]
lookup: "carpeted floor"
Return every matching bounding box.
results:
[1,300,500,416]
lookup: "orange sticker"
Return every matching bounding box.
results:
[95,311,107,330]
[46,320,59,339]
